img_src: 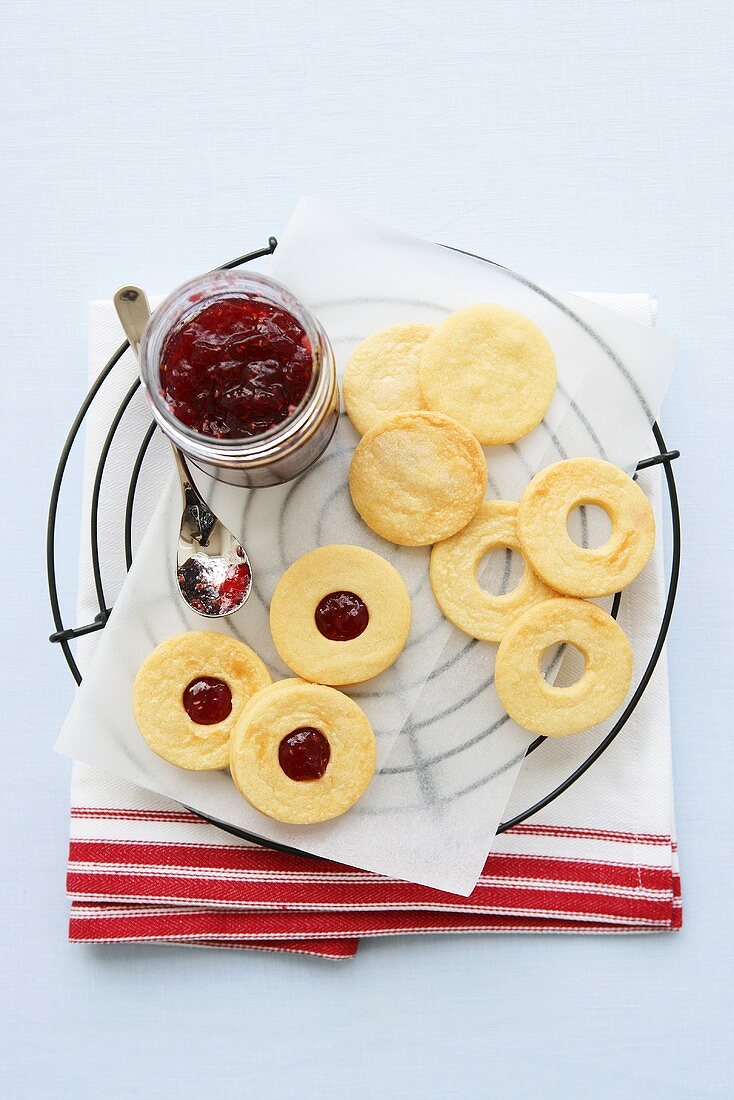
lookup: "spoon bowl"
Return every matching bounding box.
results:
[113,285,253,617]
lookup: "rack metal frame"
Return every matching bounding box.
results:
[46,239,680,852]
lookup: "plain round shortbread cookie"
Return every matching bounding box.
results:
[429,500,558,642]
[349,410,488,546]
[494,598,633,736]
[343,323,433,435]
[517,457,655,597]
[269,544,411,685]
[132,631,272,770]
[230,681,376,824]
[419,304,557,445]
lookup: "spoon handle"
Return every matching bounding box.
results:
[169,440,217,548]
[113,286,152,360]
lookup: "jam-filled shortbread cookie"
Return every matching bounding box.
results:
[230,680,377,824]
[349,411,487,546]
[517,457,655,598]
[270,545,411,685]
[419,304,557,445]
[343,323,433,435]
[429,500,558,642]
[132,631,272,770]
[494,598,633,737]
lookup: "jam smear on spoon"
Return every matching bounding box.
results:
[278,727,331,781]
[314,591,369,641]
[182,677,233,724]
[160,297,313,439]
[177,553,251,617]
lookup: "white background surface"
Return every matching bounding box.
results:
[2,2,732,1097]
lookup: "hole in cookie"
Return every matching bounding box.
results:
[182,677,233,725]
[540,644,587,687]
[314,591,369,641]
[566,504,612,549]
[278,727,331,781]
[477,547,525,596]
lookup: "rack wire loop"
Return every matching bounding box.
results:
[46,237,680,851]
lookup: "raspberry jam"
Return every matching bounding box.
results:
[182,677,233,724]
[314,591,369,641]
[278,727,331,781]
[160,297,313,439]
[177,552,251,616]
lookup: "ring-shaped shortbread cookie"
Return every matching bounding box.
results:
[429,500,558,642]
[230,680,377,824]
[349,411,488,546]
[517,457,655,597]
[419,304,557,444]
[132,631,272,770]
[494,598,633,737]
[269,545,411,685]
[343,323,433,435]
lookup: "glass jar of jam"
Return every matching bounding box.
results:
[139,270,338,487]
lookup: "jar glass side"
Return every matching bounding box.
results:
[138,270,338,487]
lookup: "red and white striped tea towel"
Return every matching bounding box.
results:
[65,290,680,956]
[67,759,680,957]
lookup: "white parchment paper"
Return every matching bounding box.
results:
[56,199,677,894]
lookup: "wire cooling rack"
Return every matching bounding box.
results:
[46,238,681,850]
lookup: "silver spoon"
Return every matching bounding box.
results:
[114,285,253,617]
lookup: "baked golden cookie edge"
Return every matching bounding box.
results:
[343,323,434,435]
[494,598,633,737]
[517,457,655,597]
[230,680,377,824]
[349,410,488,546]
[429,500,558,641]
[132,631,272,770]
[269,544,411,685]
[419,304,557,445]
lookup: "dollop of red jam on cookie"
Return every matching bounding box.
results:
[182,677,233,724]
[160,297,313,439]
[278,727,331,781]
[314,591,369,641]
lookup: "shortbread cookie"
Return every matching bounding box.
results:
[343,323,433,435]
[429,500,558,642]
[270,545,411,685]
[132,631,272,770]
[517,457,655,597]
[494,598,633,737]
[419,304,557,444]
[349,411,487,546]
[230,680,376,824]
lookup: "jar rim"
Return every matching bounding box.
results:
[138,269,329,464]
